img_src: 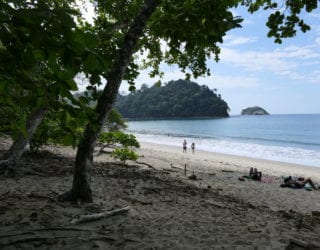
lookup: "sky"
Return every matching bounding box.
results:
[79,3,320,115]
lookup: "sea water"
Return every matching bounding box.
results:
[126,114,320,167]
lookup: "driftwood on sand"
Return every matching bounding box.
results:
[135,161,155,169]
[70,206,130,225]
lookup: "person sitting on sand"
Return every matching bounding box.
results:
[250,167,262,181]
[239,167,262,181]
[280,176,318,190]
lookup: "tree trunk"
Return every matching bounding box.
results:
[58,0,160,203]
[0,106,48,174]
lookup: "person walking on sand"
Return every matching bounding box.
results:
[183,140,187,153]
[191,142,195,154]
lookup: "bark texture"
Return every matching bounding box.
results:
[59,0,160,203]
[0,107,48,174]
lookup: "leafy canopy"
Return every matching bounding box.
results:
[93,0,318,90]
[0,0,318,146]
[0,0,106,141]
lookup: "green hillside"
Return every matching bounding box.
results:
[115,80,229,119]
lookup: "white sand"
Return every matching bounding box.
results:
[134,142,320,181]
[97,141,320,215]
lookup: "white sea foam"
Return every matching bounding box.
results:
[133,133,320,168]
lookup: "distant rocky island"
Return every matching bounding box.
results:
[241,106,269,115]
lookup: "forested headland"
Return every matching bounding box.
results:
[115,80,230,119]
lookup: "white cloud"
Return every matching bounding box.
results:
[276,46,320,59]
[306,70,320,84]
[195,74,260,89]
[220,48,295,72]
[119,67,261,94]
[223,35,257,46]
[219,45,320,83]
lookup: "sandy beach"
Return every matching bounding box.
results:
[1,139,320,249]
[130,142,320,213]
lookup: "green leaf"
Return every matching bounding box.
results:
[83,54,102,72]
[62,133,74,146]
[65,79,78,91]
[32,49,46,60]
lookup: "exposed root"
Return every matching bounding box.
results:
[135,161,155,169]
[57,190,93,204]
[70,206,130,225]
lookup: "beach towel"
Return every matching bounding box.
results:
[261,177,276,183]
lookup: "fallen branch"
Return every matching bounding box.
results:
[70,206,130,225]
[221,170,234,173]
[170,164,183,170]
[205,200,225,208]
[162,168,178,173]
[135,161,155,169]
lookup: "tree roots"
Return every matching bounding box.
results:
[57,189,93,204]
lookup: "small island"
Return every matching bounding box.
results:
[241,106,269,115]
[115,79,230,119]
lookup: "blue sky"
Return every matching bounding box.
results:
[120,7,320,115]
[79,3,320,115]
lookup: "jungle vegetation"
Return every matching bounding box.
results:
[115,80,230,118]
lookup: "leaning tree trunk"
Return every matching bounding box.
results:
[58,0,160,203]
[0,106,48,174]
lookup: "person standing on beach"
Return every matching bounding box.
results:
[191,142,195,154]
[183,140,187,153]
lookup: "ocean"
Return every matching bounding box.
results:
[126,114,320,168]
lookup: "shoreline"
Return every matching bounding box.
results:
[130,132,320,168]
[132,141,320,182]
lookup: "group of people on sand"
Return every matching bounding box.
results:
[182,139,195,154]
[183,139,319,191]
[240,167,319,191]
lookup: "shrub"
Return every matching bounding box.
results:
[111,148,138,163]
